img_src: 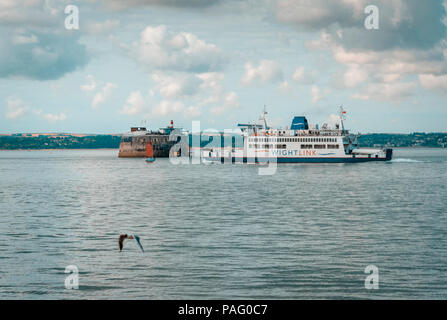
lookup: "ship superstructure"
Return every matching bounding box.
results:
[204,108,393,163]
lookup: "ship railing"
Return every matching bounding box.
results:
[267,130,344,137]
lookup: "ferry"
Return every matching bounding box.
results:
[203,107,392,163]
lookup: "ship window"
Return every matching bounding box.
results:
[314,144,326,149]
[301,144,312,149]
[327,145,339,149]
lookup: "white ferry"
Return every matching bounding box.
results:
[204,107,393,163]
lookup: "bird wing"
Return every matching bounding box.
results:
[118,234,126,251]
[134,235,144,253]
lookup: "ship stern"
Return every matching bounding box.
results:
[385,148,393,161]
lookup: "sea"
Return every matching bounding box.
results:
[0,148,446,299]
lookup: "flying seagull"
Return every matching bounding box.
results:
[118,234,144,252]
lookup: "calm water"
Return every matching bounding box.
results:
[0,148,446,299]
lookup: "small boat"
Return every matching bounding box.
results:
[145,140,155,163]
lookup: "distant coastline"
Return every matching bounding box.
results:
[0,132,446,150]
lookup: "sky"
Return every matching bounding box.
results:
[0,0,446,134]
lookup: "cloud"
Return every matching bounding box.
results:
[292,66,318,85]
[86,19,121,35]
[104,0,221,11]
[327,114,341,128]
[310,85,322,104]
[81,75,97,92]
[0,30,89,80]
[121,91,145,115]
[196,72,225,91]
[92,83,118,108]
[210,91,239,115]
[184,105,202,118]
[276,0,361,30]
[0,0,60,27]
[279,80,292,93]
[152,100,184,116]
[277,0,447,51]
[341,64,369,88]
[5,97,28,119]
[240,60,283,86]
[419,74,447,93]
[12,33,38,45]
[306,27,447,100]
[133,25,226,73]
[44,113,67,122]
[193,72,240,115]
[152,73,201,98]
[351,81,417,102]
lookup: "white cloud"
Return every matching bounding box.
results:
[86,19,120,35]
[134,25,226,73]
[5,97,28,119]
[307,31,447,100]
[278,0,446,52]
[197,72,225,91]
[152,73,201,98]
[352,82,417,102]
[81,75,97,92]
[12,33,38,45]
[121,91,145,115]
[44,113,67,122]
[419,74,447,93]
[327,114,341,128]
[292,66,317,84]
[310,85,322,104]
[184,105,202,118]
[92,83,117,108]
[152,100,184,116]
[342,65,368,88]
[279,81,292,93]
[104,0,220,11]
[240,60,283,86]
[210,91,239,115]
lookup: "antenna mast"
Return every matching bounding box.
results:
[339,106,346,133]
[261,105,269,130]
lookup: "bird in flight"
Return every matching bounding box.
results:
[118,234,144,252]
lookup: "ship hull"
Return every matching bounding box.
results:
[204,156,391,163]
[118,135,174,158]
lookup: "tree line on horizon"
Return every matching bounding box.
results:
[0,133,446,150]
